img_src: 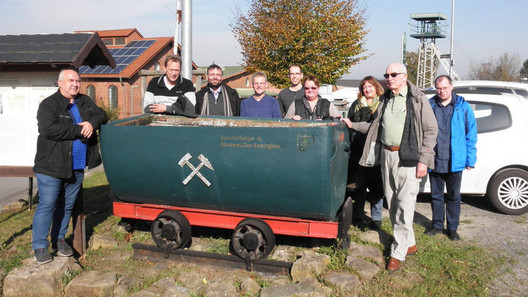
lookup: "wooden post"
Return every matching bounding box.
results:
[72,186,86,255]
[28,177,33,210]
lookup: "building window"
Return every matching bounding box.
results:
[154,62,161,71]
[115,38,126,45]
[245,78,250,87]
[86,85,96,102]
[103,39,113,45]
[108,85,118,109]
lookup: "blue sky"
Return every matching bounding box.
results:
[1,0,526,80]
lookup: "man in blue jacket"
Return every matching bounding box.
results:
[426,75,477,240]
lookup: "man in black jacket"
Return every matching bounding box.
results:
[195,64,241,116]
[143,55,195,115]
[32,69,107,264]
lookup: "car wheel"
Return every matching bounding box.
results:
[488,168,528,215]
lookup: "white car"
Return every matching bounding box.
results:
[453,80,528,99]
[421,91,528,215]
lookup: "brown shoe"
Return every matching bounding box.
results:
[387,257,400,272]
[407,245,418,256]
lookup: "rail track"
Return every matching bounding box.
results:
[132,243,293,275]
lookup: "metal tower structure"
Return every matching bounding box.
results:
[410,13,459,89]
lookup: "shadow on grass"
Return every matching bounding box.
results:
[0,207,28,225]
[1,225,32,248]
[74,184,113,243]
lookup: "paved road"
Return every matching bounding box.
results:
[0,177,36,210]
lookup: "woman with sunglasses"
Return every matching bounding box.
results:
[284,75,340,121]
[342,76,385,230]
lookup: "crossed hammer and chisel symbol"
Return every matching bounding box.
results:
[178,153,214,187]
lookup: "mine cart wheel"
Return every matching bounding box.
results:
[151,210,191,250]
[231,218,275,261]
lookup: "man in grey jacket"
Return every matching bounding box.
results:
[349,63,437,272]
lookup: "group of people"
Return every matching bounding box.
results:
[343,63,477,272]
[142,57,477,272]
[143,55,341,121]
[32,57,477,274]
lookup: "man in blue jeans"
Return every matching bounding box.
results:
[426,75,477,241]
[32,69,107,263]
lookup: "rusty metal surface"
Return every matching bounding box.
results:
[132,243,292,275]
[144,115,335,128]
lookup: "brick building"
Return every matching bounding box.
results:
[76,28,199,119]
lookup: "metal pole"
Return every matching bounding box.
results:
[173,0,181,55]
[401,32,407,66]
[181,0,192,80]
[28,177,33,211]
[449,0,455,77]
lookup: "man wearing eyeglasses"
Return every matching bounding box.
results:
[277,65,304,116]
[349,63,437,272]
[426,75,477,241]
[195,64,241,116]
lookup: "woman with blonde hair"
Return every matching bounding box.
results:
[342,76,385,229]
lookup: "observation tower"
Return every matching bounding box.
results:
[410,13,459,89]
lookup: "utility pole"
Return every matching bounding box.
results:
[173,0,181,56]
[181,0,192,80]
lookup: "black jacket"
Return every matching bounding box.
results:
[294,98,333,121]
[143,75,195,114]
[33,90,108,179]
[195,84,241,116]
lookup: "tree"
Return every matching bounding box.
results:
[232,0,368,88]
[520,58,528,79]
[405,51,419,85]
[469,52,521,81]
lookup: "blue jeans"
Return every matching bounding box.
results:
[352,166,384,221]
[32,171,84,250]
[429,171,462,231]
[352,187,384,221]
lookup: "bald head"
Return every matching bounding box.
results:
[57,69,81,100]
[384,63,408,94]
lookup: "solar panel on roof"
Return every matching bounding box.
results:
[80,39,155,75]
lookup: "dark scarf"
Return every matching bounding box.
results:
[200,85,233,116]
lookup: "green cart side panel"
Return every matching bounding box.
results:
[100,115,349,221]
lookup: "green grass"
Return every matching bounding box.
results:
[353,223,503,296]
[0,208,34,273]
[0,171,505,297]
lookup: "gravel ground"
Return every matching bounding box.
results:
[412,194,528,297]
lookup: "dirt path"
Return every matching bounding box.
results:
[412,195,528,297]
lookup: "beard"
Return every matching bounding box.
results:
[208,80,222,90]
